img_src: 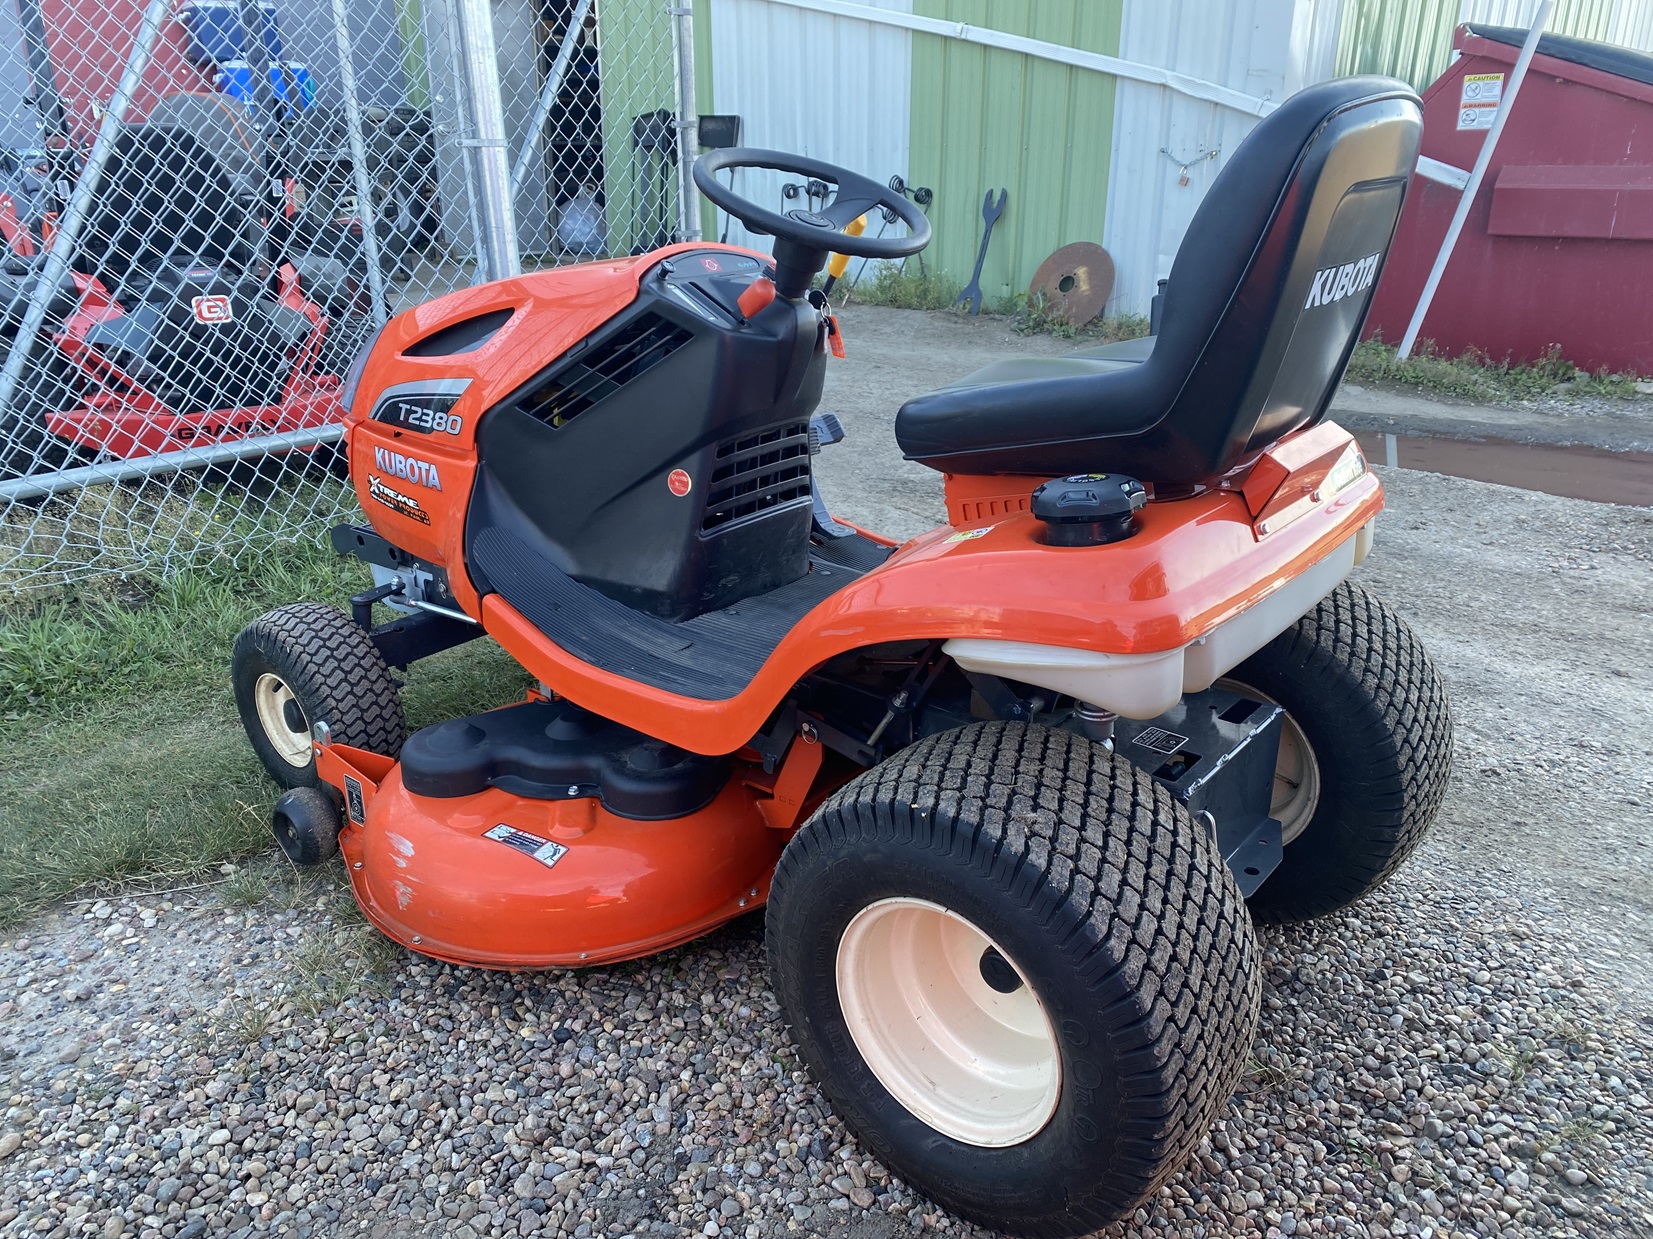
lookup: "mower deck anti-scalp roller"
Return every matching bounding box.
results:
[233,81,1454,1239]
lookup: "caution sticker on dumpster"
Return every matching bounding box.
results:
[1458,73,1504,130]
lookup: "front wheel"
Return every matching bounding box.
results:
[1223,580,1454,924]
[231,602,406,788]
[766,722,1261,1238]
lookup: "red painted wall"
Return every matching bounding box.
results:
[1366,27,1653,374]
[40,0,210,144]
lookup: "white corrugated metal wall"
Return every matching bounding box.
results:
[1460,0,1653,51]
[707,0,912,253]
[1101,0,1344,314]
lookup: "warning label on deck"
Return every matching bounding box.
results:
[1457,73,1504,130]
[484,823,569,870]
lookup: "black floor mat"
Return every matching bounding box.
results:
[470,527,893,700]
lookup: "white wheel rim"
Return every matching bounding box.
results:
[1217,679,1321,845]
[835,897,1061,1147]
[253,672,312,768]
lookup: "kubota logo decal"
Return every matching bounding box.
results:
[191,294,233,324]
[373,446,443,490]
[1303,252,1381,309]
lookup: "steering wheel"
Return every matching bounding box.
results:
[693,148,931,298]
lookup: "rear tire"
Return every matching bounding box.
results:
[766,721,1261,1238]
[1224,580,1453,924]
[231,603,405,789]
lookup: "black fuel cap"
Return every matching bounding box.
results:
[1031,473,1147,546]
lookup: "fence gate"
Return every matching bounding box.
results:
[0,0,695,591]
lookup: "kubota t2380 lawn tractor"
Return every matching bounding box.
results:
[233,76,1453,1236]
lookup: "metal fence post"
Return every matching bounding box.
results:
[0,0,172,428]
[511,0,596,196]
[329,0,391,326]
[454,0,522,280]
[671,2,701,243]
[440,0,488,276]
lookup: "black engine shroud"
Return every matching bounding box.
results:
[467,250,828,621]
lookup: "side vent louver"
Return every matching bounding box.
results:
[702,423,812,533]
[521,313,694,428]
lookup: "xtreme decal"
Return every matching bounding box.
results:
[1303,252,1381,309]
[373,446,444,490]
[367,475,431,525]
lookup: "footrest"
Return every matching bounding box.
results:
[470,526,891,702]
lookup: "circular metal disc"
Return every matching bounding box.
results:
[1028,242,1114,328]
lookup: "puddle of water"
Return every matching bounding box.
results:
[1353,432,1653,508]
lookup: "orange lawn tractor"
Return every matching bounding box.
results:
[231,76,1453,1237]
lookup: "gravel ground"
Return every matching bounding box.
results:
[1,869,1649,1239]
[3,305,1651,1238]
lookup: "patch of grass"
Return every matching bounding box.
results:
[289,918,402,1015]
[219,867,271,907]
[1496,1042,1540,1083]
[0,519,528,929]
[1243,1052,1299,1096]
[217,995,279,1047]
[1557,1116,1607,1146]
[1345,337,1650,403]
[1002,290,1153,345]
[843,262,960,311]
[0,468,356,594]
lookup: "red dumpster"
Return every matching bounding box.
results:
[1365,24,1653,374]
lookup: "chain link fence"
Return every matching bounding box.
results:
[0,0,695,591]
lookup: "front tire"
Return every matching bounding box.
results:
[1224,580,1453,924]
[766,722,1261,1238]
[231,603,406,788]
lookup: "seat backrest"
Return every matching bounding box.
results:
[1141,77,1422,483]
[75,125,255,287]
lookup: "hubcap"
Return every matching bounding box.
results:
[835,897,1061,1147]
[1218,679,1321,844]
[253,673,312,767]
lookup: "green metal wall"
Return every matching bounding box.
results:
[396,0,431,110]
[597,0,681,254]
[1337,0,1622,87]
[907,0,1124,307]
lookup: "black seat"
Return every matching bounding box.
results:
[895,77,1422,486]
[74,125,257,289]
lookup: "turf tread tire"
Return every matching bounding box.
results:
[232,603,405,789]
[1230,580,1453,924]
[767,721,1261,1238]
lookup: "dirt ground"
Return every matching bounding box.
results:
[816,303,1653,1009]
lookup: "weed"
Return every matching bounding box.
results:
[1002,290,1153,345]
[219,868,271,908]
[1496,1042,1539,1082]
[1340,1133,1383,1176]
[844,263,960,312]
[287,919,401,1015]
[269,863,345,911]
[1547,1015,1592,1053]
[218,995,278,1047]
[1345,337,1649,403]
[1558,1116,1606,1146]
[1243,1052,1299,1095]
